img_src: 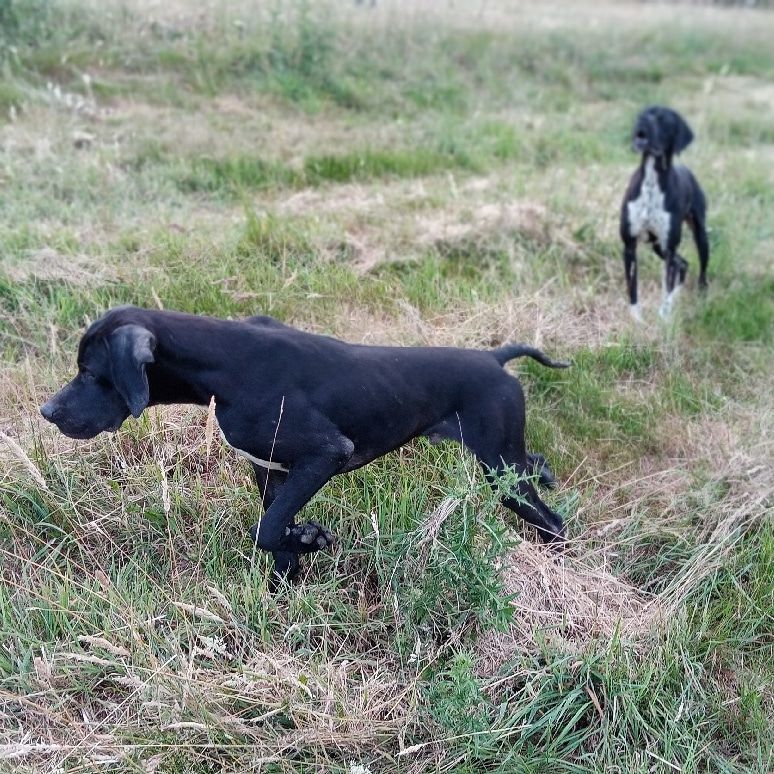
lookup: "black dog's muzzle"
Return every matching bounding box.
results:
[39,401,98,439]
[39,400,57,423]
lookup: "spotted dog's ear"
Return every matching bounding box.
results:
[108,325,156,418]
[670,109,694,155]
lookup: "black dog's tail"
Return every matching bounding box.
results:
[492,343,570,369]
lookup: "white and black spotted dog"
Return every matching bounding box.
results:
[620,106,709,321]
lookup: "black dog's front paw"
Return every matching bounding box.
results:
[248,521,333,550]
[286,521,335,553]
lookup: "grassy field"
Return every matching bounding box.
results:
[1,0,772,771]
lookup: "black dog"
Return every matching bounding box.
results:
[620,106,709,321]
[40,306,569,583]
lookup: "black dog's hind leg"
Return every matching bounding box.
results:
[526,452,558,489]
[493,462,565,544]
[457,409,565,544]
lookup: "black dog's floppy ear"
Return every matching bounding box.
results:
[670,109,694,155]
[108,324,156,418]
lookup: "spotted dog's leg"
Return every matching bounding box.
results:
[654,243,688,289]
[676,254,689,285]
[659,256,681,318]
[656,226,683,318]
[690,217,710,290]
[622,236,642,322]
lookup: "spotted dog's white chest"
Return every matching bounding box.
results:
[627,158,670,248]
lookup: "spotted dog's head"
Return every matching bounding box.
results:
[632,106,694,158]
[41,312,156,439]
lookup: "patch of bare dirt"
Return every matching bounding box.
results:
[705,74,774,115]
[278,183,390,219]
[416,201,550,247]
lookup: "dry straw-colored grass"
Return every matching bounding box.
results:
[0,635,414,769]
[475,542,660,677]
[2,0,772,769]
[3,248,115,286]
[2,380,770,771]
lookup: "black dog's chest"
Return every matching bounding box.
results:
[216,404,291,472]
[220,427,290,472]
[627,158,670,247]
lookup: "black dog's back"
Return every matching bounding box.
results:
[41,305,571,583]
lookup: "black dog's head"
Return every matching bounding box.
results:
[632,106,694,158]
[40,312,156,439]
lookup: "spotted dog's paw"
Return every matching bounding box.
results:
[286,521,335,553]
[659,287,680,319]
